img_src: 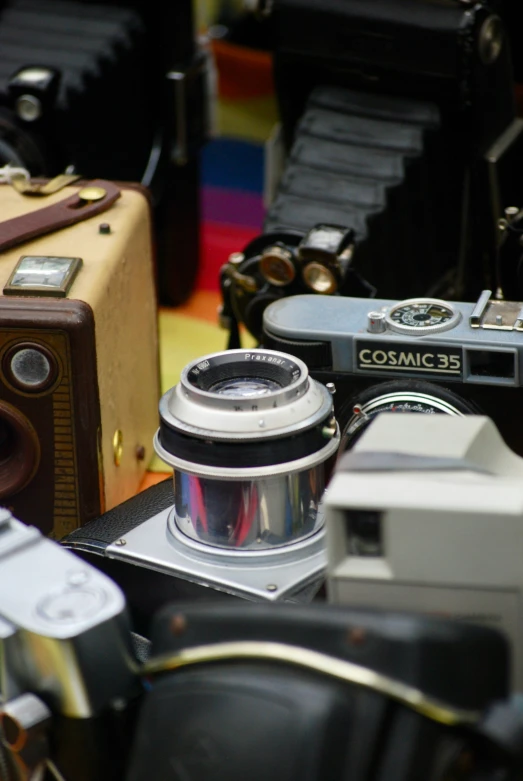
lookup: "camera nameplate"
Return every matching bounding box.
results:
[355,340,462,380]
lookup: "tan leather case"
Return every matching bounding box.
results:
[0,183,159,537]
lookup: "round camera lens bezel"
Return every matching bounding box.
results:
[2,342,59,394]
[180,349,308,411]
[157,348,339,470]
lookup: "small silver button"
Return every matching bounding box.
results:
[367,312,387,333]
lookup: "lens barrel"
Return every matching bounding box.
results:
[155,349,339,550]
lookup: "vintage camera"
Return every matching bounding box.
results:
[263,289,523,457]
[0,0,209,304]
[222,0,523,344]
[63,348,339,627]
[325,412,523,691]
[3,508,523,781]
[0,181,159,539]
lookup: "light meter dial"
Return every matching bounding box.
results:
[385,298,461,335]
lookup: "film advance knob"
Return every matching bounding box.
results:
[367,312,387,333]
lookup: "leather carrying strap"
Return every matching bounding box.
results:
[0,179,121,253]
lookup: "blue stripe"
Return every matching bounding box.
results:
[202,138,264,193]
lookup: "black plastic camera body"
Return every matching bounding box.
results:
[0,0,209,304]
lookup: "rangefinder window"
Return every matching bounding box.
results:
[467,350,516,380]
[346,509,384,557]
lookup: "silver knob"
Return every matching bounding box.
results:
[367,312,386,333]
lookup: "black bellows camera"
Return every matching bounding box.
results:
[221,0,523,344]
[0,0,209,303]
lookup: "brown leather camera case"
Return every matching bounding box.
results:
[0,183,159,538]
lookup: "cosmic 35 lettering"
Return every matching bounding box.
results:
[356,341,462,376]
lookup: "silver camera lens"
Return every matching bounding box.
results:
[154,349,339,551]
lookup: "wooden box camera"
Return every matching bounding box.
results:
[0,183,159,538]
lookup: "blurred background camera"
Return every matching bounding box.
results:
[220,0,523,344]
[0,0,210,304]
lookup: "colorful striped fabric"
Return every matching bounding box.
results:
[144,37,274,482]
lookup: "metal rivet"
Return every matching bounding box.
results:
[347,627,367,646]
[115,538,127,546]
[78,186,106,203]
[266,584,278,592]
[170,614,187,636]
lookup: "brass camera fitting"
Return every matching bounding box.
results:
[298,225,355,294]
[259,245,297,287]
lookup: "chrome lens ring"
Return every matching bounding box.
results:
[180,349,308,412]
[154,348,340,550]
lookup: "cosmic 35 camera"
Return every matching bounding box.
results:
[263,289,523,455]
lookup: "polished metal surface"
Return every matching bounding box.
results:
[172,465,325,550]
[0,513,137,717]
[107,506,327,602]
